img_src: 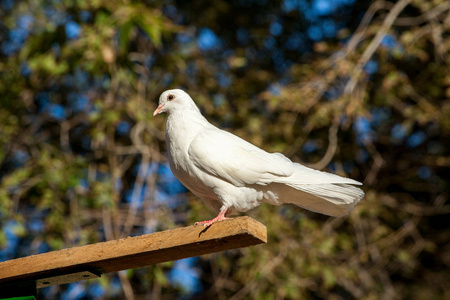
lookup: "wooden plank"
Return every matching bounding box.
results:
[0,217,267,286]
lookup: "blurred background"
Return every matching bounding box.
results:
[0,0,449,299]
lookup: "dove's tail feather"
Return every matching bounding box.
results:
[287,183,363,216]
[268,164,365,216]
[269,182,364,217]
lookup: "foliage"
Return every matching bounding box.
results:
[0,0,449,299]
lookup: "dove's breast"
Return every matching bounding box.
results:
[168,150,218,200]
[165,113,219,200]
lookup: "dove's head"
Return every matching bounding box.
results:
[153,89,199,116]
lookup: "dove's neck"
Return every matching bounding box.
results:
[166,108,211,150]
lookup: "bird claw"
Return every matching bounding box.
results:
[194,208,230,227]
[195,216,230,227]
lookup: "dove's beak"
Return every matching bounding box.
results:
[153,104,164,116]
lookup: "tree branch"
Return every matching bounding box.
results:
[344,0,412,95]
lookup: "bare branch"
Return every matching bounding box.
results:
[344,0,412,95]
[306,121,339,170]
[394,1,450,26]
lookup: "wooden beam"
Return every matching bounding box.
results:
[0,217,266,288]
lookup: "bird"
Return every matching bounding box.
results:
[153,89,364,227]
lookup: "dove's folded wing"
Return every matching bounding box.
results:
[188,129,294,187]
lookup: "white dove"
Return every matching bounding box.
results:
[154,89,364,226]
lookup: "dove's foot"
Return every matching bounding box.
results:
[195,209,230,227]
[195,216,230,227]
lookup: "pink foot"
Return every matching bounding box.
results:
[195,209,231,227]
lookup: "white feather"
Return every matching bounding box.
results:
[156,89,364,218]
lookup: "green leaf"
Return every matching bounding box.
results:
[322,267,337,288]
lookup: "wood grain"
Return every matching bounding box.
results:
[0,217,266,286]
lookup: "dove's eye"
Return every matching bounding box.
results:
[167,94,175,101]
